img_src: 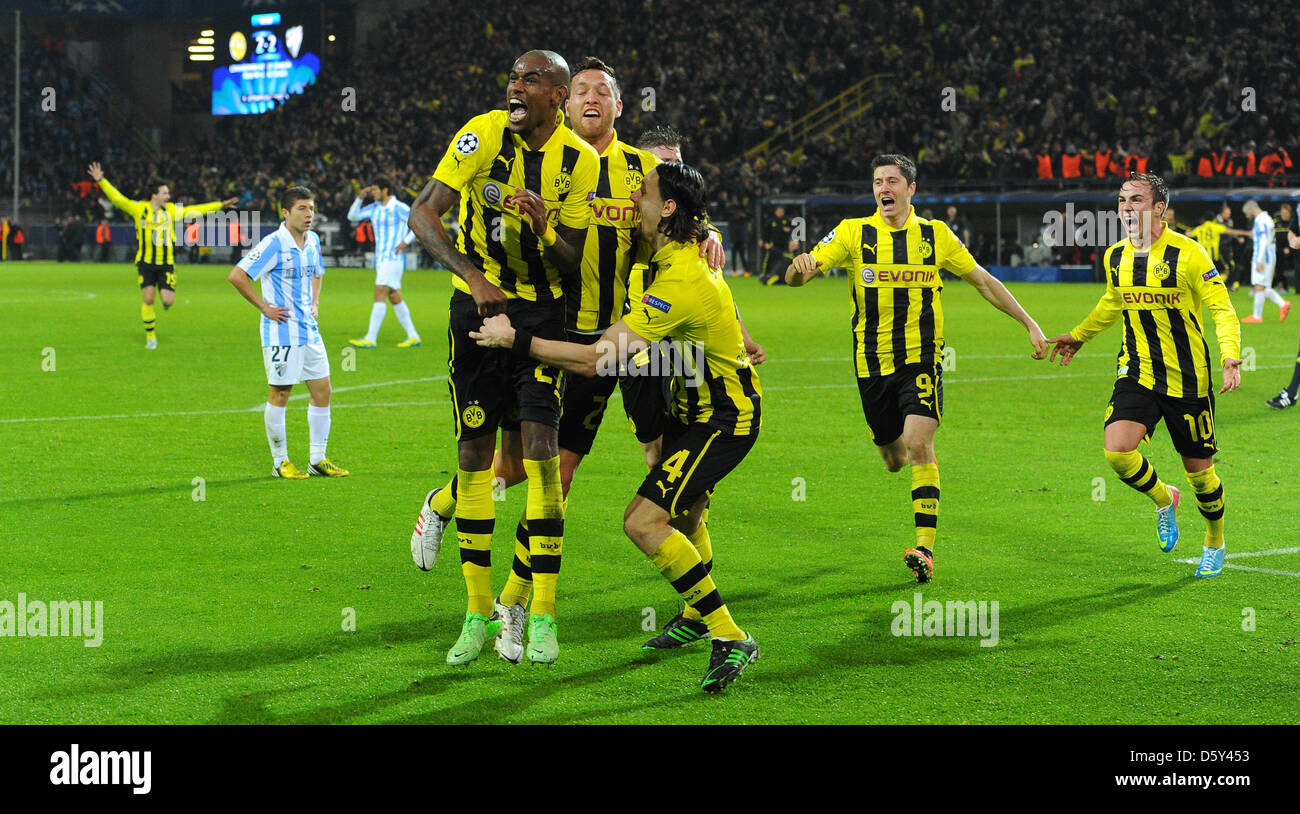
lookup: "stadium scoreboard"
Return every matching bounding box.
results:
[210,12,321,116]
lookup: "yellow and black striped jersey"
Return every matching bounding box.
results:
[1070,226,1241,399]
[569,132,659,333]
[1188,219,1227,263]
[622,241,761,435]
[97,178,224,265]
[811,206,976,378]
[434,109,599,303]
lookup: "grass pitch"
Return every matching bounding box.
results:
[2,260,1297,724]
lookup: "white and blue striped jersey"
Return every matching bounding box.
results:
[237,223,325,347]
[1252,211,1276,266]
[348,196,416,265]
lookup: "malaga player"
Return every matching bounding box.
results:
[88,161,237,349]
[472,162,761,693]
[1240,199,1291,323]
[227,187,349,479]
[346,177,422,348]
[407,50,599,666]
[1047,173,1241,578]
[786,154,1048,583]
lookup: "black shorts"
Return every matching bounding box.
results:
[447,290,565,441]
[138,262,176,291]
[856,361,943,446]
[619,344,673,444]
[636,420,757,518]
[556,332,618,456]
[1105,377,1217,458]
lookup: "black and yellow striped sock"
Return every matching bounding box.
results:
[498,515,532,608]
[1105,449,1172,507]
[1187,466,1225,547]
[430,474,458,519]
[142,303,156,336]
[651,531,743,641]
[681,508,713,622]
[455,468,495,617]
[524,457,564,619]
[911,462,939,553]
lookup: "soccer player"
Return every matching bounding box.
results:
[407,50,599,666]
[87,162,237,349]
[471,161,761,693]
[346,177,422,348]
[1047,173,1241,578]
[786,154,1048,583]
[408,61,732,663]
[1266,224,1300,409]
[227,187,349,480]
[1240,199,1290,323]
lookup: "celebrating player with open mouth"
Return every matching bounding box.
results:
[407,50,599,666]
[1048,172,1241,577]
[786,154,1048,583]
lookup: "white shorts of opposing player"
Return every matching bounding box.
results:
[264,341,330,386]
[1250,261,1288,319]
[375,258,405,289]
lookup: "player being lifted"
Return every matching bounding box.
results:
[407,50,599,666]
[346,177,422,349]
[409,59,732,663]
[1048,173,1241,578]
[472,162,762,693]
[88,162,237,349]
[786,154,1048,583]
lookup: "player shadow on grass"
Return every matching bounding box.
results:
[764,577,1195,679]
[0,477,267,507]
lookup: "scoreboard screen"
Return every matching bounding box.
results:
[211,13,321,116]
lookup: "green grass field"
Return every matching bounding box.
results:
[2,260,1298,724]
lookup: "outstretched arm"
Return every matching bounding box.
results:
[785,252,822,286]
[962,266,1048,358]
[88,162,144,220]
[1047,285,1123,366]
[472,315,649,379]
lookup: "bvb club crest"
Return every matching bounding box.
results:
[553,173,572,194]
[917,240,934,259]
[462,403,486,429]
[1150,261,1171,281]
[624,170,643,191]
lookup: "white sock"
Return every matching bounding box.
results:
[1266,287,1286,306]
[1254,291,1265,319]
[308,404,330,465]
[366,302,387,342]
[393,300,418,339]
[265,403,287,466]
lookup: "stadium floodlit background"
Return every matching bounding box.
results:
[1,0,1298,726]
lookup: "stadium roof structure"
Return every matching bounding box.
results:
[7,0,323,19]
[769,186,1300,206]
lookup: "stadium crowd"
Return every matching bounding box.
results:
[7,0,1298,256]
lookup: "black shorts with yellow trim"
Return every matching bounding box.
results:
[1105,376,1217,458]
[635,419,757,518]
[855,359,943,446]
[137,262,177,291]
[619,344,672,444]
[447,290,565,441]
[556,331,618,456]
